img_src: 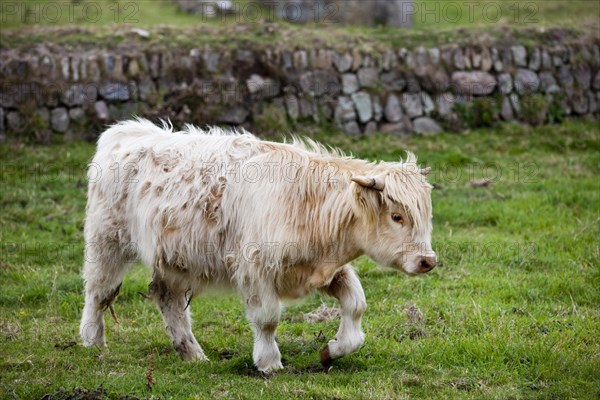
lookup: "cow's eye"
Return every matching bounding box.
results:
[391,213,404,224]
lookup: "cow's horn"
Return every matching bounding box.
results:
[421,167,432,176]
[351,175,385,191]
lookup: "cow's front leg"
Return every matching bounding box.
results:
[149,277,207,361]
[244,289,283,373]
[319,264,367,366]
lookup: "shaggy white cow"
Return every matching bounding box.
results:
[80,119,437,372]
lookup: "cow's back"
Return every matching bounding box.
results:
[87,120,265,281]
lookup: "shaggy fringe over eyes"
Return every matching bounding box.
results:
[352,184,382,226]
[383,167,433,236]
[351,152,433,238]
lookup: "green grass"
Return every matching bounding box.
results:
[3,0,598,29]
[0,0,202,29]
[1,120,599,399]
[1,0,598,49]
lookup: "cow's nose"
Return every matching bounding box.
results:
[419,256,437,272]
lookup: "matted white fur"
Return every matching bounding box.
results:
[80,118,436,372]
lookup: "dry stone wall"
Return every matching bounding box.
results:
[0,38,599,141]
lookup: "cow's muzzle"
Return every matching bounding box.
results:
[417,256,437,273]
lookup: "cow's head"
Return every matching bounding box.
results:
[351,154,436,275]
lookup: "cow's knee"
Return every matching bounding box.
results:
[320,265,366,365]
[80,282,122,347]
[149,277,207,361]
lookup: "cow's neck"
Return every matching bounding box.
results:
[299,156,375,268]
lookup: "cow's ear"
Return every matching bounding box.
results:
[351,175,385,191]
[421,167,432,176]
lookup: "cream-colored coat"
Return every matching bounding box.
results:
[80,119,436,372]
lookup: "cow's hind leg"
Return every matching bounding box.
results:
[243,287,283,373]
[80,244,130,347]
[149,276,207,361]
[319,264,367,366]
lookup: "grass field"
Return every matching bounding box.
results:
[1,120,599,399]
[3,0,599,29]
[2,0,599,49]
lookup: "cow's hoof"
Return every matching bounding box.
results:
[320,345,333,368]
[177,343,209,362]
[257,360,283,374]
[181,350,209,362]
[183,352,209,362]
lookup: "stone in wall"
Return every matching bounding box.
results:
[372,96,383,122]
[51,108,69,133]
[334,96,357,127]
[558,66,574,87]
[99,83,130,102]
[381,116,414,136]
[218,107,249,125]
[69,108,85,123]
[364,121,378,135]
[514,69,540,95]
[137,79,156,102]
[294,51,308,69]
[343,121,361,136]
[382,49,399,71]
[418,66,450,93]
[453,48,467,70]
[342,74,359,94]
[422,93,435,115]
[299,71,340,97]
[497,73,513,95]
[6,111,23,132]
[203,51,220,73]
[480,48,493,71]
[570,90,589,115]
[62,84,98,107]
[491,48,503,72]
[357,68,379,88]
[247,75,281,99]
[512,46,527,67]
[333,52,353,73]
[405,74,421,93]
[284,93,300,120]
[384,94,403,123]
[529,48,541,71]
[299,97,318,122]
[451,72,496,96]
[541,49,553,70]
[381,71,406,91]
[414,117,441,135]
[402,93,423,118]
[539,72,560,94]
[573,65,591,89]
[94,101,109,121]
[352,92,372,123]
[312,49,333,70]
[510,94,521,117]
[435,94,453,116]
[500,96,514,121]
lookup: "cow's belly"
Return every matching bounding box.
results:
[276,262,345,299]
